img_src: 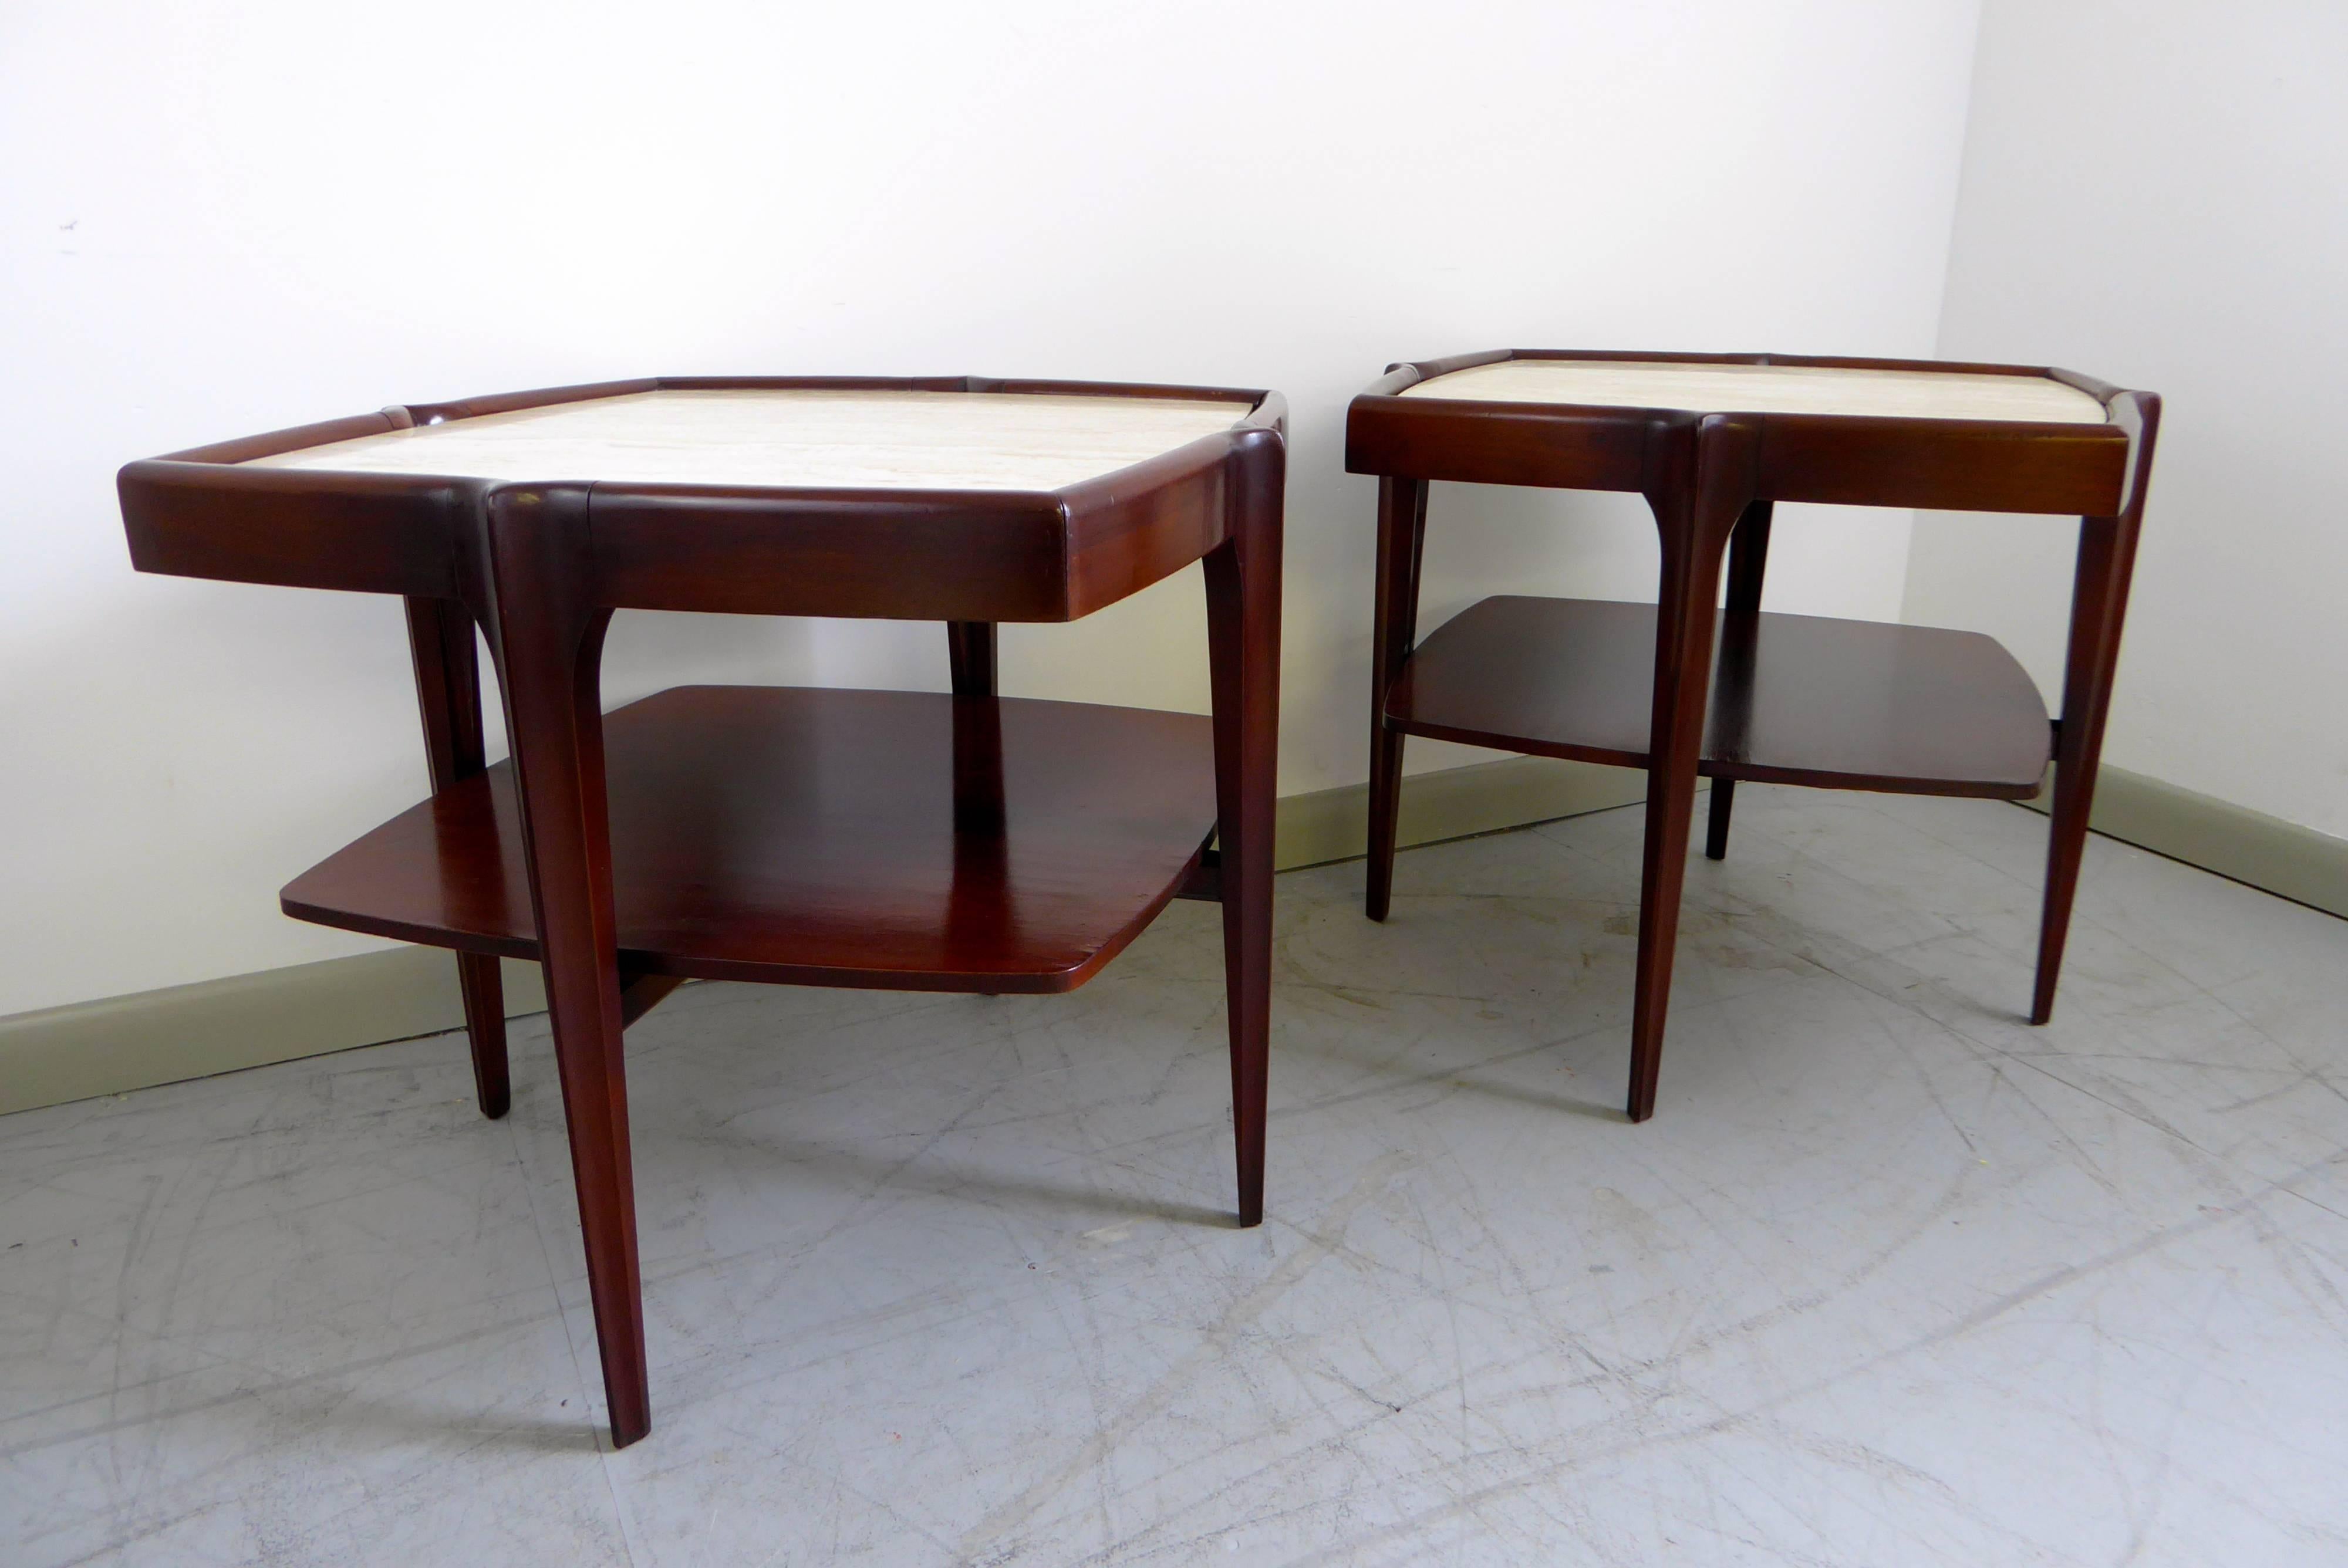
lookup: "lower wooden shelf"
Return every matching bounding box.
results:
[1389,596,2052,797]
[281,685,1217,993]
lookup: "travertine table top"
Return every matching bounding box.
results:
[1399,359,2107,424]
[248,388,1250,491]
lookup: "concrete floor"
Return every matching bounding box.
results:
[5,785,2347,1566]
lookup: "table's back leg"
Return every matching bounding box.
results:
[946,621,1005,833]
[1628,419,1753,1123]
[946,620,996,696]
[1704,500,1774,863]
[402,596,510,1120]
[1205,431,1284,1226]
[475,491,650,1448]
[944,622,1008,989]
[1366,477,1428,921]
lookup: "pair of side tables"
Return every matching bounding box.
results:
[117,352,2158,1445]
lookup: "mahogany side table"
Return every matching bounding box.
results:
[117,375,1286,1447]
[1347,350,2158,1123]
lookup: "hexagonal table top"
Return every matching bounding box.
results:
[1398,357,2107,424]
[248,387,1251,491]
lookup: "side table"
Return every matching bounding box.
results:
[1347,351,2158,1123]
[119,375,1286,1446]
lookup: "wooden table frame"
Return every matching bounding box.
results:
[119,375,1286,1447]
[1347,349,2158,1123]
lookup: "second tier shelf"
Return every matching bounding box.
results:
[1388,596,2052,797]
[282,685,1217,993]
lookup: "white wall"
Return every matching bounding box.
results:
[1909,1,2348,837]
[0,1,1981,1018]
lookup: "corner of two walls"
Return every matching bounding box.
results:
[1905,0,2348,913]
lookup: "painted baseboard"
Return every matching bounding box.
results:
[1271,753,1648,872]
[0,756,1645,1117]
[2016,763,2348,921]
[0,952,549,1118]
[12,755,2334,1120]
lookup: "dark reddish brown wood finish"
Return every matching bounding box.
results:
[122,376,1274,623]
[403,595,510,1119]
[1202,427,1284,1226]
[282,687,1218,991]
[1345,350,2133,513]
[466,484,651,1446]
[1347,349,2158,1123]
[2034,390,2161,1025]
[1365,475,1429,924]
[1704,500,1773,862]
[119,376,1286,1450]
[1625,416,1754,1121]
[945,621,1006,840]
[1387,598,2053,796]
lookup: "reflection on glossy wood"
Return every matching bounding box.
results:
[1388,597,2053,797]
[283,687,1218,993]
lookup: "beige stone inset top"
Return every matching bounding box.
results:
[1398,359,2109,424]
[247,388,1252,491]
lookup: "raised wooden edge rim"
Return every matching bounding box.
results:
[1358,347,2130,408]
[1342,349,2153,516]
[117,376,1287,620]
[131,373,1282,499]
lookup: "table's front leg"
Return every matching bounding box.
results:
[2034,390,2158,1026]
[474,488,650,1448]
[1205,431,1284,1227]
[1628,418,1755,1123]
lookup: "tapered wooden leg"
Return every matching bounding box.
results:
[1628,421,1755,1122]
[1204,431,1284,1226]
[1702,781,1737,863]
[2032,515,2143,1023]
[473,489,650,1448]
[1366,476,1428,921]
[2033,394,2157,1025]
[1703,500,1773,864]
[403,596,510,1118]
[450,952,508,1116]
[943,621,1011,968]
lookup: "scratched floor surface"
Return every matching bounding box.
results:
[5,784,2347,1566]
